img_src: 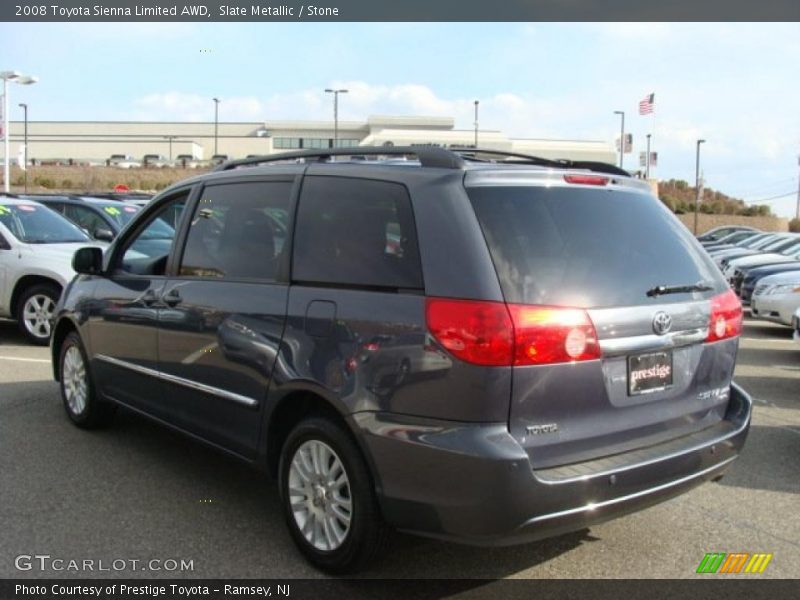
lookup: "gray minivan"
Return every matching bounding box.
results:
[51,147,751,573]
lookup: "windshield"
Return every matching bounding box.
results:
[0,203,90,244]
[95,203,140,227]
[467,185,727,308]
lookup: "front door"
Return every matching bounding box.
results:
[89,190,190,417]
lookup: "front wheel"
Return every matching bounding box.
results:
[278,416,388,574]
[17,284,60,345]
[59,331,116,429]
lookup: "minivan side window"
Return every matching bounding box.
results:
[117,192,188,276]
[293,176,423,289]
[179,181,292,281]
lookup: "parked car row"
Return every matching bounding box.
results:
[107,153,230,169]
[0,192,156,344]
[699,226,800,328]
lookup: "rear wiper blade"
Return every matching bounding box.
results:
[646,282,714,297]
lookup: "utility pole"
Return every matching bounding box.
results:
[694,139,706,234]
[473,100,479,147]
[614,111,625,168]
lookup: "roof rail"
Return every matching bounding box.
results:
[448,147,630,177]
[213,146,465,172]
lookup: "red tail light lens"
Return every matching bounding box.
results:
[507,304,601,365]
[563,174,609,186]
[706,289,743,342]
[425,298,513,366]
[425,298,601,366]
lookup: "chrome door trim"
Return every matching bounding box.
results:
[95,354,259,409]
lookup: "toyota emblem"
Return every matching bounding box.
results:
[652,311,672,335]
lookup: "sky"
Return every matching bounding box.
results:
[1,22,799,216]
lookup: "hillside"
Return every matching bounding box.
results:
[659,179,772,217]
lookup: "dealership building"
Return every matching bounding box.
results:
[4,115,616,164]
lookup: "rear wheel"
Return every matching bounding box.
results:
[278,416,388,573]
[17,284,60,345]
[59,331,116,428]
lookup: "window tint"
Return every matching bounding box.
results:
[293,177,423,289]
[64,205,107,235]
[179,181,292,281]
[119,193,188,276]
[467,186,727,308]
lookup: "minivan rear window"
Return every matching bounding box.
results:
[467,186,727,308]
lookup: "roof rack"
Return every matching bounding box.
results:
[213,146,464,172]
[448,147,630,177]
[213,146,630,178]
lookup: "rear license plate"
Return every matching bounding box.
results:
[628,351,673,395]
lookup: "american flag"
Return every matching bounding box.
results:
[639,93,655,115]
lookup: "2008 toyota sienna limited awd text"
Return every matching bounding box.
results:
[51,147,751,573]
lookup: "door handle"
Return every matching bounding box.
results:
[140,289,158,306]
[163,288,182,307]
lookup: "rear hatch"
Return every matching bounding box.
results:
[466,173,739,469]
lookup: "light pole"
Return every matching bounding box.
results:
[163,136,178,161]
[325,88,348,148]
[212,97,220,156]
[694,139,706,234]
[795,154,800,221]
[645,133,651,179]
[1,71,38,193]
[474,100,479,148]
[613,111,625,169]
[18,102,28,192]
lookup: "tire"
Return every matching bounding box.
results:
[59,331,116,429]
[278,416,389,574]
[16,283,60,345]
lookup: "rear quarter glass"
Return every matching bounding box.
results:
[467,185,728,308]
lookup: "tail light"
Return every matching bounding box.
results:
[506,304,601,365]
[706,289,743,342]
[425,298,601,367]
[425,298,513,366]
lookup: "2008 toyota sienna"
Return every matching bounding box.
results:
[51,147,751,573]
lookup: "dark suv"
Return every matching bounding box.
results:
[51,147,751,573]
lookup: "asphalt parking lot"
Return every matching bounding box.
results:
[0,317,798,580]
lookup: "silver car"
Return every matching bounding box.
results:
[0,198,102,344]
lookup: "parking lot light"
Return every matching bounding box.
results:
[325,88,348,147]
[1,70,38,193]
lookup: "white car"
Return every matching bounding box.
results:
[0,198,103,344]
[750,271,800,326]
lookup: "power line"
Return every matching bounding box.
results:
[745,190,797,204]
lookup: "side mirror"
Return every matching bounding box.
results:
[73,246,104,275]
[94,227,114,242]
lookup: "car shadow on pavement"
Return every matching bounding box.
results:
[0,381,593,580]
[715,425,800,496]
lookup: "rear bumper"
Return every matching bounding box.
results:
[354,382,752,546]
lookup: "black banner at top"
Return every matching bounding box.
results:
[2,0,800,22]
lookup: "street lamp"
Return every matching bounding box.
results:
[18,102,28,192]
[473,100,479,148]
[694,139,706,234]
[325,88,348,148]
[613,110,625,169]
[645,133,651,179]
[163,136,178,161]
[1,70,38,193]
[212,97,220,156]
